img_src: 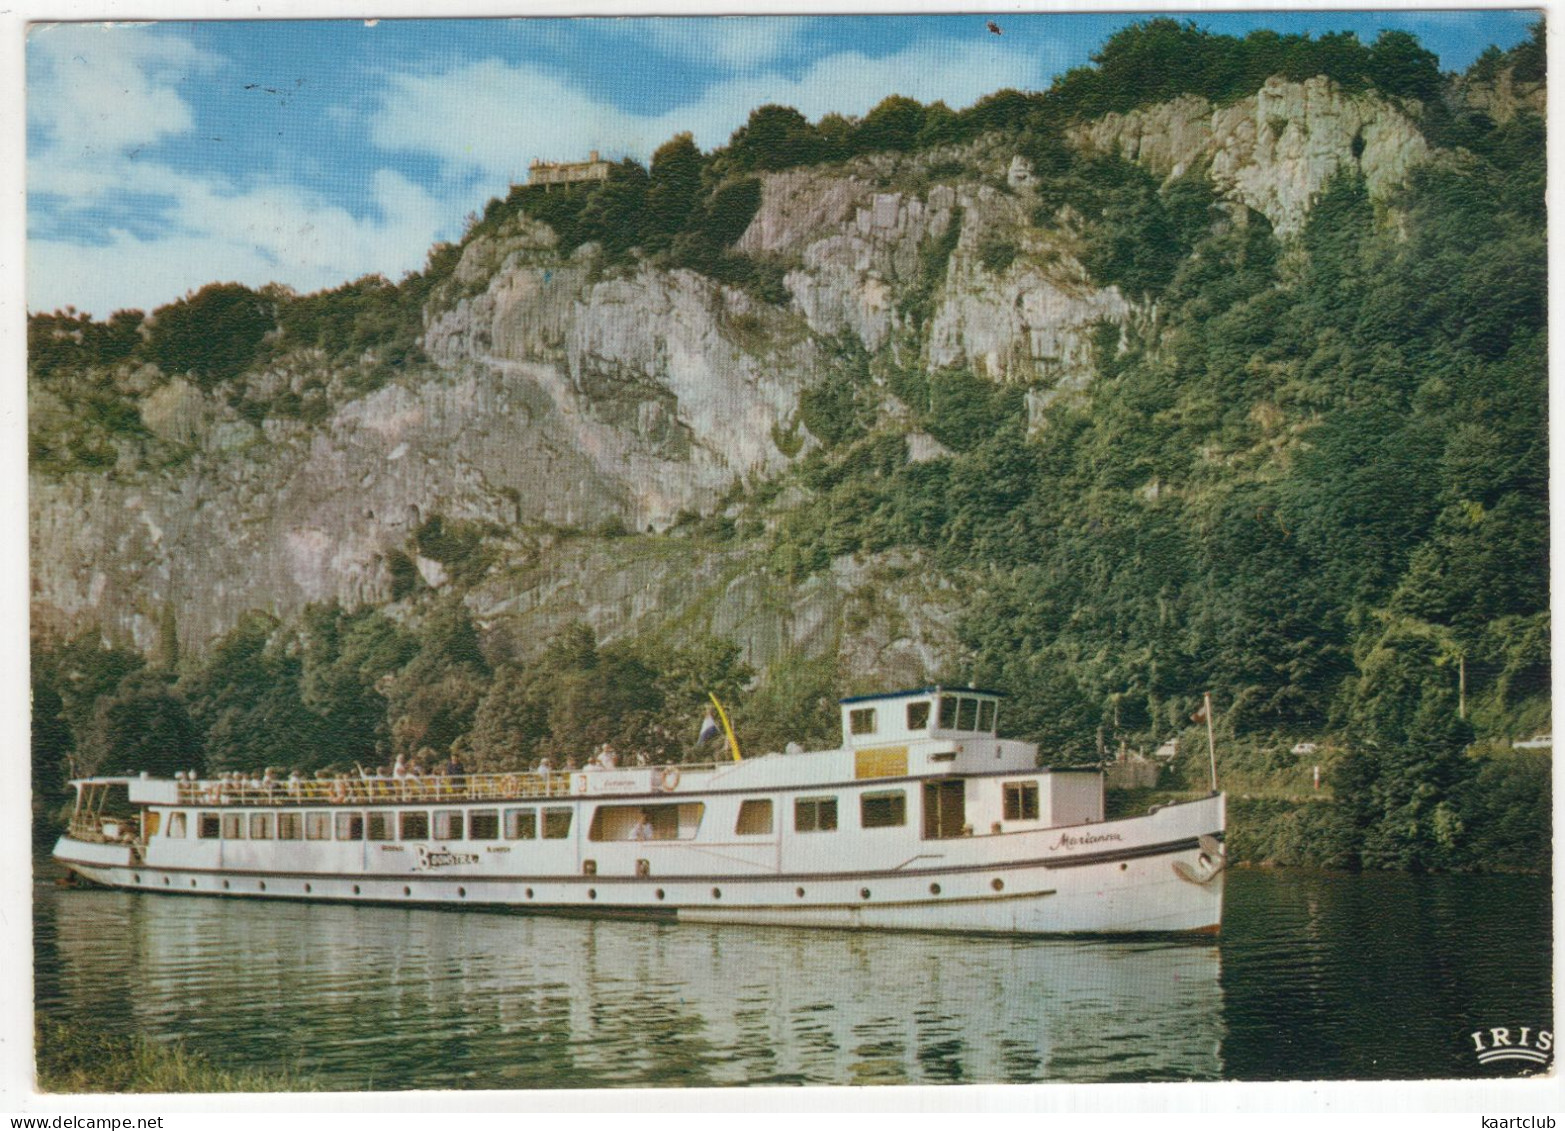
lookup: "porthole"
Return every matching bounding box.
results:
[132,874,141,884]
[796,887,806,898]
[304,883,313,893]
[929,883,941,896]
[588,888,597,900]
[1119,863,1128,872]
[403,886,412,897]
[712,887,721,899]
[655,889,665,901]
[860,888,871,900]
[353,884,361,895]
[458,887,466,898]
[259,881,267,892]
[190,878,198,887]
[991,878,1004,892]
[525,887,534,899]
[222,880,230,890]
[163,876,170,886]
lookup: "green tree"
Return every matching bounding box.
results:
[146,283,275,389]
[726,104,822,171]
[78,671,203,778]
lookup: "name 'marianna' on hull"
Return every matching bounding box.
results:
[54,687,1226,935]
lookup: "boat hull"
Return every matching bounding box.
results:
[53,795,1225,936]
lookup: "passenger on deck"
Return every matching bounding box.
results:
[596,744,618,770]
[632,811,655,841]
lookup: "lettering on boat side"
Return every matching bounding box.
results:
[1048,830,1124,851]
[416,845,480,870]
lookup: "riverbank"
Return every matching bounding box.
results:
[34,1019,321,1093]
[1106,788,1549,874]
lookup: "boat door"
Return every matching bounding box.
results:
[922,779,966,839]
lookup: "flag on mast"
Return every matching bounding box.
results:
[696,708,720,746]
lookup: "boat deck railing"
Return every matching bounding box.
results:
[67,813,139,844]
[170,765,727,808]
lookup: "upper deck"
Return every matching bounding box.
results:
[86,687,1044,810]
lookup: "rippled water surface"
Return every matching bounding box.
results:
[33,867,1550,1088]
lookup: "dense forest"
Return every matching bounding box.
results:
[30,21,1549,871]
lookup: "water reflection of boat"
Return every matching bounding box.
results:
[38,886,1224,1086]
[55,687,1225,935]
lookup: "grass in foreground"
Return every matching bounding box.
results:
[35,1019,322,1094]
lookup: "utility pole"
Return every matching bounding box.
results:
[1459,653,1467,720]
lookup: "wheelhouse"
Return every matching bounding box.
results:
[838,687,1002,747]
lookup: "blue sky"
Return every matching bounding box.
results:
[26,10,1540,317]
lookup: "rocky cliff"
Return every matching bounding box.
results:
[29,75,1459,672]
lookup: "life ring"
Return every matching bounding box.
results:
[501,774,519,797]
[661,767,681,792]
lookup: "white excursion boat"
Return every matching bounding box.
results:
[54,687,1226,935]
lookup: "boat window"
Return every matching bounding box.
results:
[335,812,364,841]
[957,697,978,731]
[1003,781,1039,821]
[504,808,537,840]
[860,790,906,829]
[222,813,245,840]
[978,700,997,732]
[166,812,187,838]
[906,701,931,730]
[794,796,838,833]
[367,812,394,841]
[277,813,303,840]
[400,811,430,840]
[736,799,773,835]
[849,708,877,735]
[144,812,162,838]
[249,813,273,840]
[469,810,500,840]
[198,813,220,839]
[542,808,573,839]
[938,696,958,729]
[305,812,331,840]
[434,810,464,841]
[588,803,699,841]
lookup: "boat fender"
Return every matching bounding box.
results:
[662,767,681,792]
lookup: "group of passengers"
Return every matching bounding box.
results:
[175,742,655,806]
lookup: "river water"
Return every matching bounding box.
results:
[32,867,1552,1089]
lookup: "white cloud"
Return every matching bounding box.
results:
[629,17,812,70]
[28,23,219,157]
[28,24,461,316]
[28,167,452,316]
[371,39,1045,186]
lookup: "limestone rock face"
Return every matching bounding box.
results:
[30,73,1459,666]
[1071,77,1431,235]
[741,152,1129,384]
